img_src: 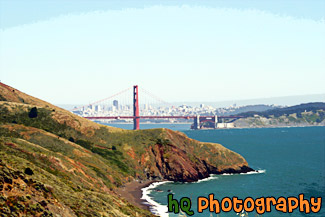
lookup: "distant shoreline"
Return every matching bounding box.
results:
[101,122,324,129]
[101,122,192,125]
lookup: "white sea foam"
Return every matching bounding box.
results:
[220,169,266,176]
[141,170,266,216]
[243,169,266,175]
[141,181,172,217]
[194,175,219,183]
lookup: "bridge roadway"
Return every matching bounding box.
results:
[85,115,242,120]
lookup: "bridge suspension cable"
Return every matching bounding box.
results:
[141,87,171,106]
[71,87,132,111]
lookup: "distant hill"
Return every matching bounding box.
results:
[174,93,325,108]
[239,102,325,118]
[234,102,325,128]
[215,104,280,116]
[233,104,279,113]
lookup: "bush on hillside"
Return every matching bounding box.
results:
[28,107,38,118]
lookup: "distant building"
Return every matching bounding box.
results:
[113,100,118,110]
[95,105,101,112]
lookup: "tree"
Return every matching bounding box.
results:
[28,107,38,118]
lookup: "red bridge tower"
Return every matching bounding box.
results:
[133,85,140,130]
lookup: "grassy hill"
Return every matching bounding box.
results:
[0,82,252,216]
[235,102,325,128]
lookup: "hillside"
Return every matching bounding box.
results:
[0,82,252,216]
[215,104,280,116]
[234,102,325,128]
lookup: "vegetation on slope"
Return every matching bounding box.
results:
[0,136,152,216]
[0,82,251,216]
[234,103,325,128]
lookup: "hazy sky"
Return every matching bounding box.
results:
[1,0,324,104]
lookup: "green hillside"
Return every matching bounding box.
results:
[0,82,252,216]
[235,102,325,128]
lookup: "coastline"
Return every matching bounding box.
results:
[115,170,265,216]
[115,180,171,216]
[193,125,325,130]
[141,181,172,217]
[115,180,159,210]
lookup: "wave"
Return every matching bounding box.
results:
[141,181,172,217]
[194,175,219,183]
[221,169,266,176]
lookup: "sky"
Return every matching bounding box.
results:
[0,0,324,105]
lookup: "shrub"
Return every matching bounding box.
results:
[24,168,33,175]
[28,107,38,118]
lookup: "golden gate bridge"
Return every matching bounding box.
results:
[72,85,243,130]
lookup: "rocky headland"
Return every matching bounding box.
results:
[0,82,253,216]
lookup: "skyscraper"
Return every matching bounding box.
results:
[113,100,118,110]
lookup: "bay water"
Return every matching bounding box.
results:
[104,124,325,217]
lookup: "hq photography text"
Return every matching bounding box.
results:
[167,194,322,216]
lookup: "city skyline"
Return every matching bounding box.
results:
[59,92,325,111]
[72,98,278,117]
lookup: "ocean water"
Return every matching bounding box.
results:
[140,126,325,217]
[103,123,325,216]
[103,123,192,131]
